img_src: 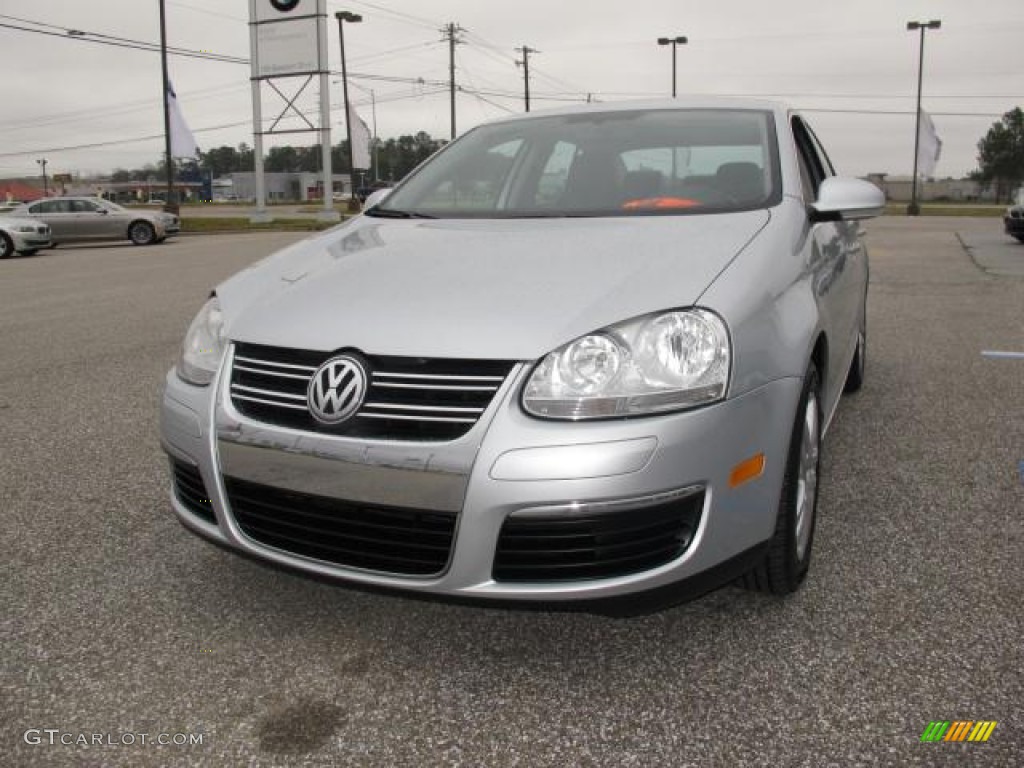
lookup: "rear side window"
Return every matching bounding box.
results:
[31,200,71,214]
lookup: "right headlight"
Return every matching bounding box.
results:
[523,309,731,420]
[176,297,226,386]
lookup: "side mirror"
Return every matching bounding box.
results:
[363,188,392,210]
[810,177,885,222]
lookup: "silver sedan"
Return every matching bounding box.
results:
[0,215,51,258]
[13,197,179,246]
[161,98,884,611]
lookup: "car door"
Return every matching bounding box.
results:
[28,199,75,240]
[791,115,865,413]
[70,199,114,238]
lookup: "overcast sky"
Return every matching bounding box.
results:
[1,0,1023,181]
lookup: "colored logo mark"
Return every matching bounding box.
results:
[920,721,997,743]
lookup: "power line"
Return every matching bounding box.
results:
[342,0,439,32]
[0,19,248,64]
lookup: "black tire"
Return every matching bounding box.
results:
[741,362,822,594]
[0,232,13,259]
[128,220,156,245]
[843,317,866,394]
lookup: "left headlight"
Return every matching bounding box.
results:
[176,297,226,386]
[13,225,35,233]
[523,309,731,420]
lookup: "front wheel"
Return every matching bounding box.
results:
[0,232,14,259]
[129,221,156,245]
[741,362,822,594]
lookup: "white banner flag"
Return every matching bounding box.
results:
[167,81,199,159]
[916,109,942,178]
[347,103,371,170]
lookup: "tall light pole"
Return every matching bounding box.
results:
[657,35,687,98]
[36,159,48,197]
[335,11,362,211]
[158,0,175,212]
[906,19,940,216]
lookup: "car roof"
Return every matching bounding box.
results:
[477,96,792,128]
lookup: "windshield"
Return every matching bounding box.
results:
[374,108,780,219]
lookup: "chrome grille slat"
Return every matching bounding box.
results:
[358,413,477,424]
[234,355,318,372]
[233,364,311,381]
[372,372,505,382]
[363,402,485,414]
[232,393,310,411]
[373,382,499,391]
[231,383,308,401]
[230,342,515,441]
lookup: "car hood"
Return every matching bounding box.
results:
[219,211,770,360]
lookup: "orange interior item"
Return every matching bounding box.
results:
[622,197,702,210]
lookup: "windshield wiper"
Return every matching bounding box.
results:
[364,208,435,219]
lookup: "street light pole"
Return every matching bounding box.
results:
[36,159,48,197]
[657,35,687,98]
[335,11,363,211]
[158,0,175,212]
[906,19,940,216]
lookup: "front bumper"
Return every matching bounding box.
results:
[9,230,51,251]
[160,350,800,604]
[1005,213,1024,237]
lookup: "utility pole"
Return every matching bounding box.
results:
[442,23,463,140]
[158,0,175,212]
[515,46,538,112]
[36,159,48,197]
[906,19,941,216]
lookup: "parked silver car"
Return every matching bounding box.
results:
[0,215,51,258]
[13,197,179,246]
[161,99,884,611]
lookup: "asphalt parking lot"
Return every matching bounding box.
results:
[2,220,1022,767]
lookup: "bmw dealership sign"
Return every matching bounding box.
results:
[253,0,318,23]
[250,0,326,78]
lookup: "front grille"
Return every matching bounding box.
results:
[230,342,514,441]
[224,476,457,576]
[170,459,216,525]
[493,491,704,582]
[37,226,48,235]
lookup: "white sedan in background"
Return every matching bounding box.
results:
[0,215,51,258]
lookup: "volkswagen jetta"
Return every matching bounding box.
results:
[160,99,884,611]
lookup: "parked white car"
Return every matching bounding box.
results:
[0,215,52,258]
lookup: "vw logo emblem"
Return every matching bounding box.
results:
[270,0,301,12]
[307,356,367,425]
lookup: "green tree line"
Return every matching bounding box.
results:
[110,132,446,186]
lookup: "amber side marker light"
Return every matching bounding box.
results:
[729,453,765,488]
